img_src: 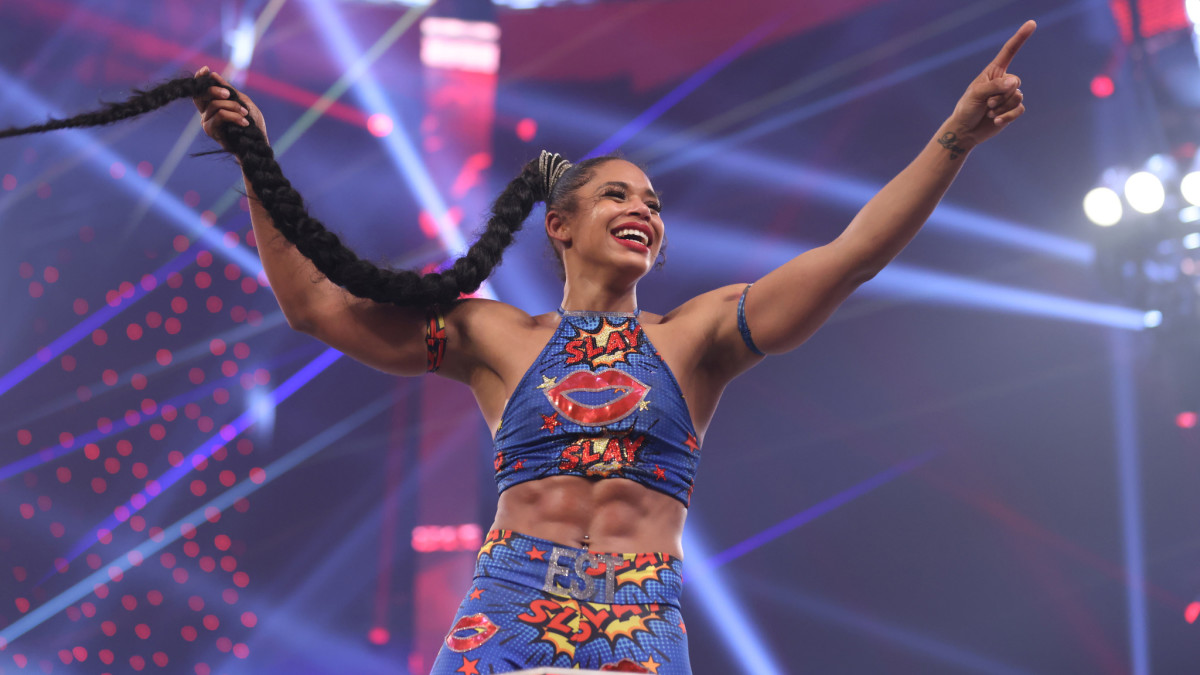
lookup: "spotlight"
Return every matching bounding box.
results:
[227,17,257,71]
[1143,310,1163,328]
[1125,171,1166,214]
[1084,187,1123,226]
[1182,171,1200,206]
[1184,233,1200,249]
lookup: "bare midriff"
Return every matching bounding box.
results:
[491,476,687,558]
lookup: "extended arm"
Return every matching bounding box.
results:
[701,21,1035,374]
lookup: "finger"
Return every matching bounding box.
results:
[993,103,1025,127]
[205,109,252,139]
[989,20,1036,73]
[971,74,1019,108]
[202,100,249,124]
[988,89,1023,118]
[984,88,1022,117]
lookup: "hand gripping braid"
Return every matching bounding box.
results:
[0,74,546,308]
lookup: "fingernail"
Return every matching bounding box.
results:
[240,107,248,115]
[218,88,230,98]
[198,66,210,76]
[240,118,250,126]
[1003,75,1017,87]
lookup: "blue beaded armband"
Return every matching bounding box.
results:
[737,283,765,356]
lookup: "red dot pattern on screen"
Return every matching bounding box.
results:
[10,174,274,672]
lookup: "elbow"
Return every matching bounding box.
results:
[281,306,319,335]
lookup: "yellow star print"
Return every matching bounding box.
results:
[537,375,557,390]
[637,399,650,411]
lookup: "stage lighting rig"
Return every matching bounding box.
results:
[1085,150,1200,333]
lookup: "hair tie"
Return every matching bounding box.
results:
[538,150,572,200]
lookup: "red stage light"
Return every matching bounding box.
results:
[368,113,394,138]
[368,626,390,645]
[516,117,537,142]
[1186,601,1200,624]
[1176,411,1197,428]
[1090,75,1114,98]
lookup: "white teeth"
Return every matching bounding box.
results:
[613,228,650,246]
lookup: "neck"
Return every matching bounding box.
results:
[559,276,638,313]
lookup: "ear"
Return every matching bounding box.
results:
[545,209,572,249]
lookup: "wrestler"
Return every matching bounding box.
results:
[0,19,1035,674]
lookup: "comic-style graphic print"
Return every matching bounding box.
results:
[431,531,689,675]
[564,318,644,370]
[544,369,650,426]
[492,310,701,509]
[558,435,645,477]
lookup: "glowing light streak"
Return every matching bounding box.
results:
[3,312,287,434]
[588,12,783,158]
[648,1,1093,177]
[708,451,937,569]
[50,349,344,572]
[0,395,391,648]
[637,0,1015,164]
[299,0,472,258]
[746,581,1039,675]
[0,253,194,398]
[675,221,1137,329]
[1109,332,1151,675]
[688,153,1093,264]
[683,526,786,675]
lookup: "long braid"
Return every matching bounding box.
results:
[0,74,545,307]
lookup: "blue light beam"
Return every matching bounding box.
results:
[1108,331,1150,675]
[683,526,787,675]
[0,395,391,648]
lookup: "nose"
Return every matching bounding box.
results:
[627,199,651,219]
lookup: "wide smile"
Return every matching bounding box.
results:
[610,223,654,254]
[545,369,649,426]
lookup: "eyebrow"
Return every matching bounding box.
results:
[596,181,662,204]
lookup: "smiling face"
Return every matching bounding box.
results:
[546,159,664,285]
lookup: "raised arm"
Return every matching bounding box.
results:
[699,21,1035,375]
[192,68,472,380]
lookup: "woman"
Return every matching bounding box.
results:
[2,19,1033,674]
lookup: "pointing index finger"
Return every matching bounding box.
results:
[990,20,1036,73]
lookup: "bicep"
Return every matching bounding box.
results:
[304,294,477,379]
[701,238,869,369]
[742,238,871,354]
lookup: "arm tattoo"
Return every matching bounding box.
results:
[937,132,968,160]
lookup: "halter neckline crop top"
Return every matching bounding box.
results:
[492,308,701,506]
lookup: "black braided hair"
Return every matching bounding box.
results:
[0,74,587,307]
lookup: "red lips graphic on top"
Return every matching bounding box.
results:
[544,369,649,426]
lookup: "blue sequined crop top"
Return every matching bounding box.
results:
[491,309,702,506]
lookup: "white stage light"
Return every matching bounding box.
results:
[1185,232,1200,249]
[1182,172,1200,206]
[1084,187,1123,226]
[1143,310,1163,328]
[1125,171,1166,214]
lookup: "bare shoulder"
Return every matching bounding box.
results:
[656,283,762,381]
[443,298,558,384]
[449,297,545,337]
[654,283,746,336]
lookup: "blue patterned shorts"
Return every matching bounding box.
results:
[430,530,691,674]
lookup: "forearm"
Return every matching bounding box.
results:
[835,118,972,279]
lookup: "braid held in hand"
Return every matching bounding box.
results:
[0,74,548,307]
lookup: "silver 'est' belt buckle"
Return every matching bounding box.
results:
[542,547,619,603]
